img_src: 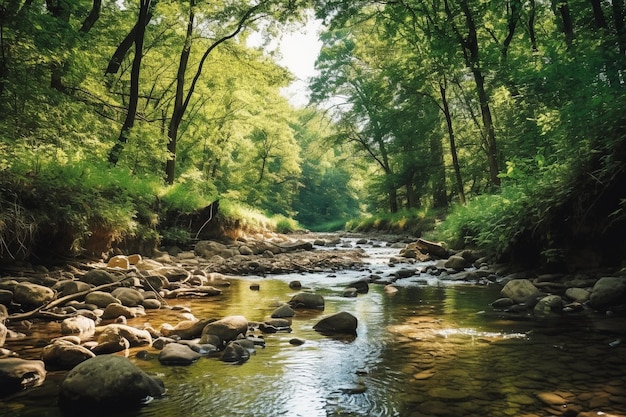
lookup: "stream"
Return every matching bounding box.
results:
[2,236,626,417]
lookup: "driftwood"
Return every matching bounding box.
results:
[7,281,122,322]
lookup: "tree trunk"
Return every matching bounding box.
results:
[108,0,150,165]
[552,0,575,49]
[430,129,447,209]
[453,0,501,187]
[165,0,195,184]
[613,0,626,57]
[439,79,466,204]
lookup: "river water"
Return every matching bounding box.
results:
[2,237,626,417]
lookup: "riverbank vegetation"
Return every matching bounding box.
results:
[1,0,625,269]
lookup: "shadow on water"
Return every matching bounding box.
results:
[2,239,626,417]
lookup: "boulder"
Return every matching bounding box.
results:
[346,278,370,293]
[313,311,358,335]
[413,238,448,258]
[156,266,191,283]
[52,280,93,297]
[565,287,591,303]
[288,292,325,310]
[270,304,295,318]
[221,341,250,363]
[92,329,130,355]
[107,255,130,269]
[97,324,152,347]
[111,287,144,307]
[158,342,202,366]
[160,319,214,340]
[85,291,120,308]
[444,255,469,271]
[589,277,626,310]
[0,358,46,393]
[101,303,141,320]
[82,269,117,286]
[500,279,540,304]
[59,355,165,408]
[13,282,54,307]
[200,316,248,346]
[41,340,95,369]
[533,295,563,317]
[61,315,96,338]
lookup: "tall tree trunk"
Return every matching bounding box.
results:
[612,0,626,58]
[529,0,538,52]
[430,130,447,209]
[165,2,263,184]
[502,0,522,59]
[165,0,195,184]
[108,0,150,165]
[45,0,71,91]
[439,78,466,204]
[552,0,575,49]
[448,0,501,187]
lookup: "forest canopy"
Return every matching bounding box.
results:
[0,0,625,268]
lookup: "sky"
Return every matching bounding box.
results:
[276,18,324,107]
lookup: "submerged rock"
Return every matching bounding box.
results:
[59,355,164,408]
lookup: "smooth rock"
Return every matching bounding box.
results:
[270,304,295,318]
[111,287,144,307]
[97,324,152,347]
[288,292,325,310]
[158,342,202,366]
[500,279,540,304]
[589,277,626,309]
[13,282,54,307]
[41,340,95,369]
[59,355,164,408]
[200,316,248,346]
[82,269,117,286]
[85,291,120,308]
[61,315,96,337]
[313,311,358,335]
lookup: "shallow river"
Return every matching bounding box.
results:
[2,237,626,417]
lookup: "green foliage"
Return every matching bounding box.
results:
[346,209,436,236]
[273,215,301,233]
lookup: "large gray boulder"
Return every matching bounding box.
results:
[589,277,626,309]
[59,355,165,408]
[500,279,540,304]
[200,315,248,346]
[313,311,358,335]
[0,358,46,393]
[288,292,325,310]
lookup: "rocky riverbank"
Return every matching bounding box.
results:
[0,232,625,413]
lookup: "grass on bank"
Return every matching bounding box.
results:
[345,208,438,236]
[0,161,301,261]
